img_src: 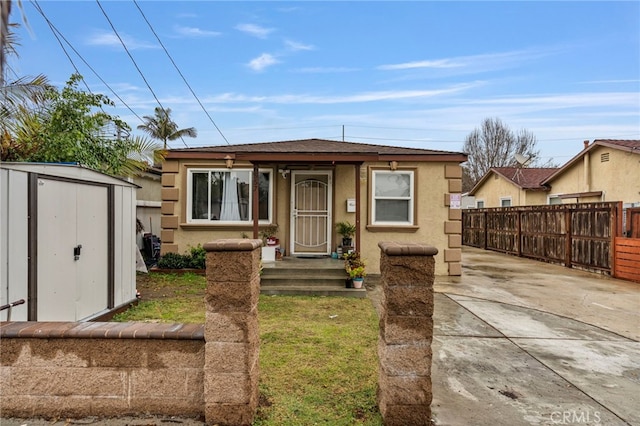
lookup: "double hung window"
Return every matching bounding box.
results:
[371,170,414,225]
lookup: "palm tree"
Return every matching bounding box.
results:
[137,107,197,150]
[1,0,12,86]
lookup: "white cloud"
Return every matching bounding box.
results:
[86,30,158,50]
[284,39,314,51]
[293,67,360,73]
[247,53,280,72]
[378,59,462,70]
[174,25,222,38]
[379,48,563,73]
[207,83,479,104]
[235,23,274,39]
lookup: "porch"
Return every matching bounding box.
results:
[260,256,367,298]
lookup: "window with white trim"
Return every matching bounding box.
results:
[371,170,414,225]
[548,196,562,205]
[500,197,512,207]
[187,169,272,223]
[476,200,485,208]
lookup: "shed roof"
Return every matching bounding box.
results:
[0,162,139,188]
[166,138,468,163]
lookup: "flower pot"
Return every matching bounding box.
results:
[352,277,364,289]
[345,278,353,288]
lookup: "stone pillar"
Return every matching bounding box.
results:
[377,241,438,426]
[203,239,262,426]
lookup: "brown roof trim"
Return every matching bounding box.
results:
[165,139,468,164]
[558,191,603,199]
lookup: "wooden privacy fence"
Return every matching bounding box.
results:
[463,202,622,274]
[614,238,640,283]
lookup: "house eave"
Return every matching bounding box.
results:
[165,151,468,164]
[558,191,603,199]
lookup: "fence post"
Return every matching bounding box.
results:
[565,210,572,268]
[377,241,438,426]
[483,210,488,250]
[203,239,262,426]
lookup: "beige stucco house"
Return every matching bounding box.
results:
[159,139,467,276]
[541,139,640,205]
[468,167,559,208]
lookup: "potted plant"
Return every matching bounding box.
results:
[348,266,366,289]
[336,221,356,247]
[344,251,365,289]
[260,224,279,246]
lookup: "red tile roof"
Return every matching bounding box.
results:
[491,167,559,190]
[592,139,640,150]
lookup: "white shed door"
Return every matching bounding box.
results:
[37,179,108,321]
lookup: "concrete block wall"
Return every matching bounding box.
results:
[0,323,205,418]
[377,242,437,426]
[0,239,264,425]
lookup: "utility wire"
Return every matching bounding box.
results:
[132,0,230,145]
[31,0,144,125]
[95,0,188,148]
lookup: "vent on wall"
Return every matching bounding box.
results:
[601,152,610,162]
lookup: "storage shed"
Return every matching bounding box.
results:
[1,163,138,321]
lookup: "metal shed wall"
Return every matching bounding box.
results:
[0,163,137,321]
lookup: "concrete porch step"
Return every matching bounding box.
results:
[260,285,367,298]
[259,257,364,297]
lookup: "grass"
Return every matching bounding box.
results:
[114,272,383,425]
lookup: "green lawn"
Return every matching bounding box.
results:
[114,273,382,425]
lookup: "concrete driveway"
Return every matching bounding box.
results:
[431,247,640,426]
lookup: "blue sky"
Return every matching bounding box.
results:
[8,1,640,162]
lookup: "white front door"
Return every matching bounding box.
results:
[290,171,332,256]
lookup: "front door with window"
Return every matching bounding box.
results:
[290,171,332,256]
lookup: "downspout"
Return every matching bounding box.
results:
[252,163,259,239]
[355,163,361,252]
[583,140,590,193]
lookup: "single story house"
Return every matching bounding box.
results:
[159,139,467,276]
[541,139,640,206]
[468,167,559,208]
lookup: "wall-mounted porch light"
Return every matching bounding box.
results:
[224,155,234,169]
[278,168,290,179]
[389,160,398,171]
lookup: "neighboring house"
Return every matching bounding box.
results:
[468,167,559,208]
[160,139,467,276]
[129,166,162,251]
[0,162,138,322]
[541,139,640,206]
[461,193,476,209]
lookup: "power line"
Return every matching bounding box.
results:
[31,0,144,124]
[94,0,188,148]
[133,0,230,146]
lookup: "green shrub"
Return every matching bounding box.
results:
[187,244,206,269]
[157,245,206,269]
[157,252,190,269]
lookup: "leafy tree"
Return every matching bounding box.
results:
[137,106,197,149]
[462,118,548,190]
[1,73,164,175]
